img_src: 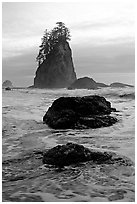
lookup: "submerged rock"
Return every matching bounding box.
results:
[43,95,117,129]
[110,82,134,88]
[43,143,133,167]
[34,41,77,88]
[43,143,112,167]
[68,77,97,90]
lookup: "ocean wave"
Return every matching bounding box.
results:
[119,93,135,99]
[20,87,135,101]
[101,92,135,100]
[95,88,135,100]
[65,87,135,101]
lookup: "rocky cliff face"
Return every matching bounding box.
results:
[34,41,77,88]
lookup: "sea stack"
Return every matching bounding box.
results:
[68,77,98,90]
[34,22,77,88]
[34,42,76,88]
[2,80,13,89]
[110,82,134,88]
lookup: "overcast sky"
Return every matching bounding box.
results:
[2,0,135,86]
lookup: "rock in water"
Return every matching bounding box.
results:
[5,87,11,91]
[68,77,110,90]
[43,143,134,167]
[110,82,134,88]
[43,143,112,167]
[68,77,97,90]
[34,41,77,88]
[43,95,117,129]
[2,80,13,89]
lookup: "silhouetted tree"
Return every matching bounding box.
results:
[55,22,71,42]
[36,22,71,66]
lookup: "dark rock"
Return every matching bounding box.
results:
[5,87,11,91]
[2,80,13,89]
[43,95,117,129]
[34,41,77,88]
[111,107,117,112]
[78,115,117,128]
[43,143,133,167]
[68,77,97,90]
[110,82,134,88]
[43,143,112,167]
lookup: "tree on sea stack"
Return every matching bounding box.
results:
[34,22,77,88]
[36,22,71,66]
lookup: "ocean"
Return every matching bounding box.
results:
[2,86,135,202]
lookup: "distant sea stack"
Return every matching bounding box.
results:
[68,77,97,90]
[110,82,134,88]
[34,22,77,88]
[2,80,13,88]
[68,77,134,90]
[68,77,109,90]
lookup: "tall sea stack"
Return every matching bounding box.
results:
[34,41,76,88]
[34,22,77,88]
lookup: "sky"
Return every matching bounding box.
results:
[2,0,135,86]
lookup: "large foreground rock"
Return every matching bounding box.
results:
[43,95,117,129]
[34,41,77,88]
[43,143,133,167]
